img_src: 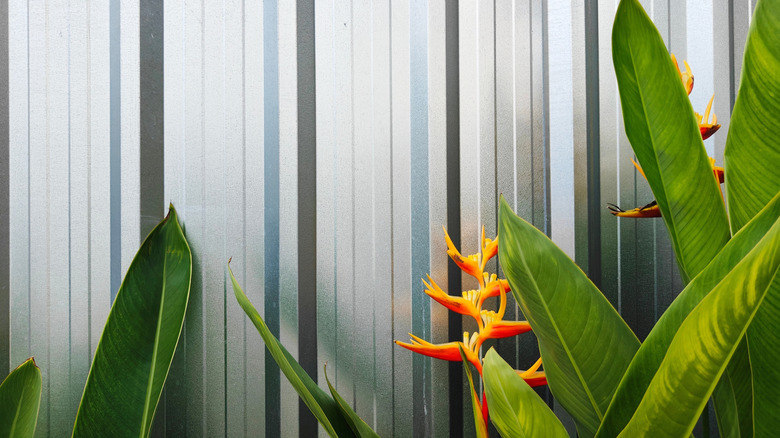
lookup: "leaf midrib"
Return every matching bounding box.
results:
[9,382,27,437]
[141,245,168,436]
[513,238,604,423]
[625,40,688,280]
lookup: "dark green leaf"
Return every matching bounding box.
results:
[459,346,488,438]
[482,349,567,438]
[73,206,192,437]
[229,264,361,438]
[617,215,780,436]
[725,0,780,233]
[498,197,640,438]
[0,358,42,438]
[612,0,730,282]
[324,365,380,438]
[596,191,780,437]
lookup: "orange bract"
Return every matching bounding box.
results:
[395,226,544,390]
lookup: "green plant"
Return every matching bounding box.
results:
[486,0,780,437]
[72,205,192,436]
[0,358,42,438]
[229,263,379,438]
[0,206,192,437]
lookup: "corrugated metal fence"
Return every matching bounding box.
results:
[0,0,755,436]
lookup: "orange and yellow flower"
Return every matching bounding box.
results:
[395,227,545,389]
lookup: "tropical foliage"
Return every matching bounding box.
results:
[0,206,192,438]
[489,0,780,437]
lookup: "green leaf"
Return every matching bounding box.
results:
[617,215,780,437]
[459,346,488,438]
[723,339,753,437]
[746,277,780,436]
[72,205,192,437]
[498,197,640,437]
[725,0,780,233]
[482,349,568,438]
[596,191,780,437]
[612,0,730,282]
[324,365,380,438]
[0,358,42,438]
[228,263,361,438]
[712,373,740,438]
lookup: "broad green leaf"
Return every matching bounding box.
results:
[723,339,753,437]
[229,264,361,438]
[612,0,730,282]
[746,278,780,436]
[482,349,568,438]
[459,346,488,438]
[324,365,380,438]
[725,0,780,233]
[0,358,42,438]
[617,215,780,437]
[73,206,192,437]
[712,373,740,438]
[498,197,640,438]
[596,191,780,437]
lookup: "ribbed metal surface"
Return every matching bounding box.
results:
[1,1,752,436]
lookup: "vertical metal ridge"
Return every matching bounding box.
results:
[296,0,317,435]
[109,0,121,302]
[263,0,280,435]
[541,0,551,237]
[445,0,461,435]
[410,1,430,435]
[0,0,9,373]
[140,0,164,238]
[585,0,601,288]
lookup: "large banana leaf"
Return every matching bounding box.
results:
[617,215,780,436]
[0,358,42,438]
[724,2,780,435]
[498,197,640,437]
[595,191,780,437]
[72,206,192,437]
[229,264,370,438]
[723,339,754,437]
[725,0,780,233]
[612,0,730,282]
[482,349,568,438]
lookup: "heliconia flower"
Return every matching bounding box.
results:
[480,226,498,270]
[443,226,484,285]
[696,95,720,140]
[473,282,532,351]
[478,275,511,309]
[423,275,482,327]
[516,358,547,387]
[671,54,694,95]
[395,333,483,374]
[607,200,661,218]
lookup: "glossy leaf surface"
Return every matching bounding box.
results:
[612,0,730,282]
[596,191,780,437]
[73,206,192,437]
[482,349,567,438]
[618,216,780,436]
[229,264,362,438]
[0,358,42,438]
[498,197,640,437]
[725,0,780,233]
